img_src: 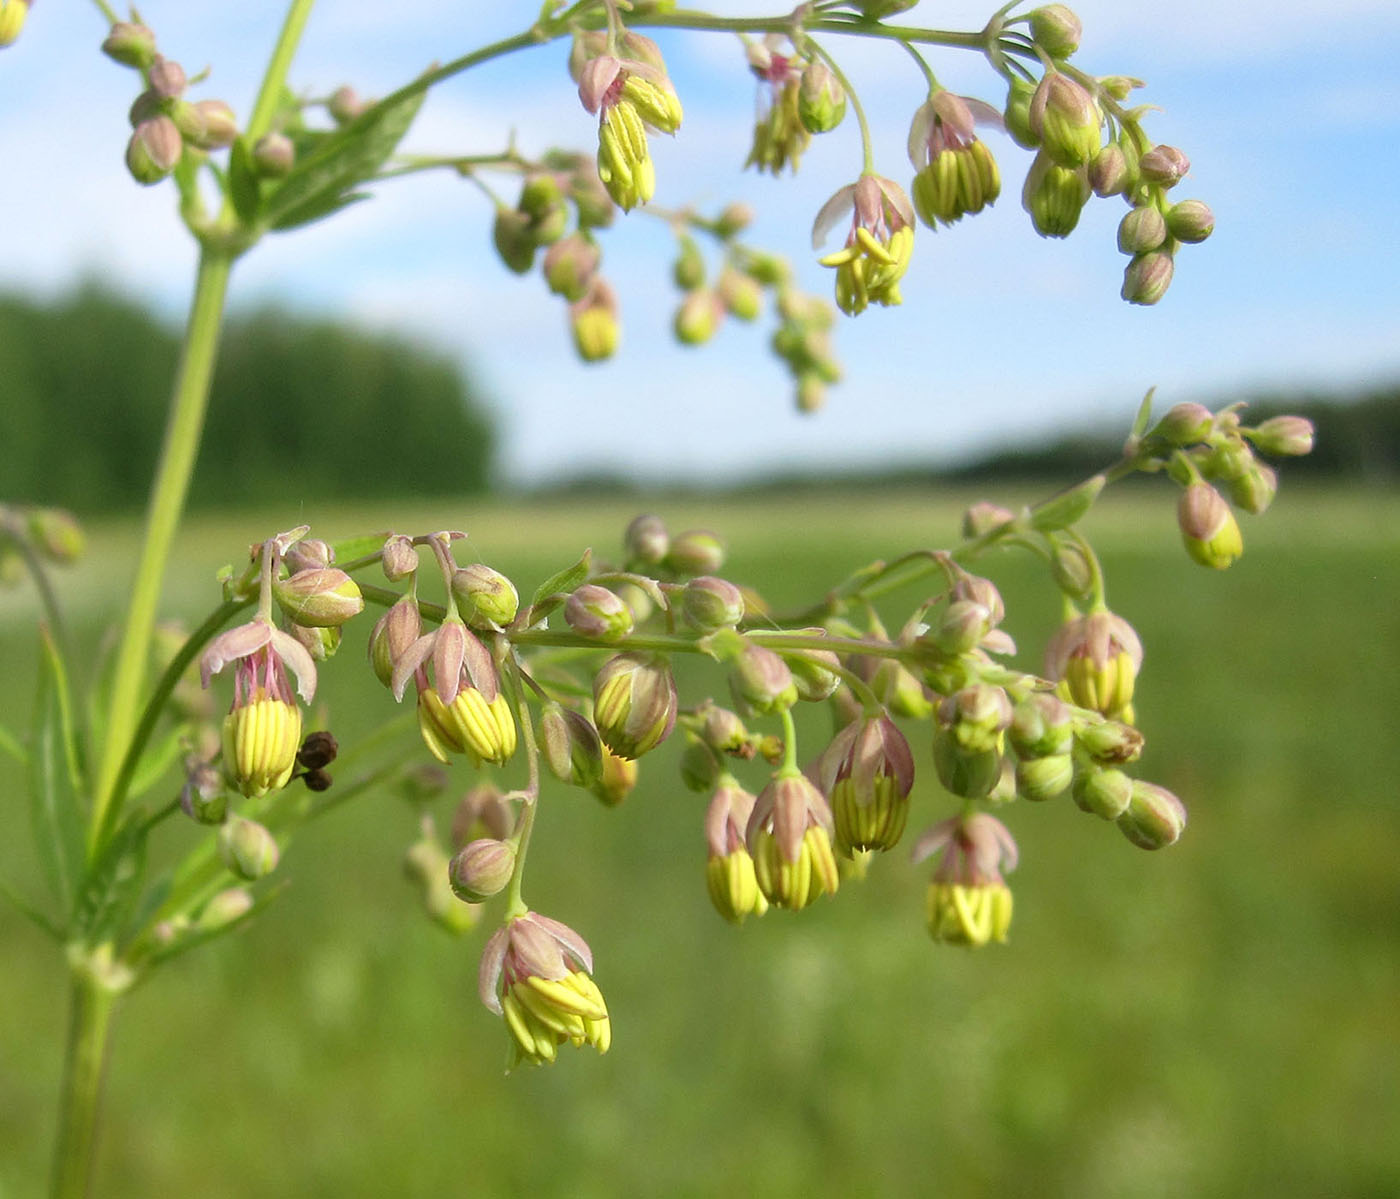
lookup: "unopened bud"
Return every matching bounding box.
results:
[717,268,762,321]
[1003,76,1038,149]
[1117,781,1187,849]
[730,643,798,715]
[624,513,669,566]
[148,56,187,100]
[493,207,536,275]
[798,60,846,133]
[673,289,723,346]
[1153,402,1214,446]
[539,703,604,789]
[218,817,280,881]
[188,99,238,150]
[566,583,634,640]
[102,22,157,69]
[1088,143,1130,196]
[962,501,1015,539]
[252,132,295,178]
[680,738,721,792]
[1075,719,1144,764]
[1072,765,1132,820]
[126,117,183,185]
[666,529,725,576]
[196,888,254,933]
[1138,144,1190,186]
[1250,415,1315,457]
[571,279,620,362]
[327,85,364,125]
[1118,205,1167,254]
[452,563,519,629]
[449,838,515,902]
[1015,753,1073,801]
[593,652,677,759]
[672,237,705,290]
[715,202,754,238]
[542,233,600,302]
[273,568,364,628]
[1121,250,1175,305]
[297,730,338,771]
[1178,482,1243,569]
[682,575,745,632]
[1166,198,1214,243]
[1010,692,1073,758]
[784,634,842,702]
[381,534,418,582]
[1023,151,1090,237]
[1029,5,1082,56]
[26,509,84,563]
[179,760,227,824]
[1030,72,1101,167]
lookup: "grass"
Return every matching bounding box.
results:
[1,482,1397,1198]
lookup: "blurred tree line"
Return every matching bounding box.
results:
[0,286,495,511]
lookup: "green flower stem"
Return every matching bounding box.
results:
[87,0,119,24]
[503,666,542,922]
[245,0,318,144]
[90,248,234,855]
[777,707,800,774]
[625,9,985,51]
[50,960,122,1199]
[95,598,251,849]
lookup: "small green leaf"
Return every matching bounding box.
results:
[1030,474,1107,532]
[261,86,426,232]
[126,721,188,803]
[530,550,593,614]
[73,814,147,943]
[29,627,87,911]
[331,532,396,565]
[229,136,263,226]
[1128,386,1157,441]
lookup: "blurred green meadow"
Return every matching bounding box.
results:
[1,484,1397,1198]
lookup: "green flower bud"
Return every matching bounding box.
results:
[252,132,295,178]
[1046,609,1142,724]
[1016,753,1073,801]
[1010,692,1074,758]
[26,508,84,563]
[1178,482,1243,569]
[821,714,914,854]
[1030,72,1101,168]
[1088,143,1130,196]
[126,117,183,185]
[148,56,187,100]
[1122,250,1175,305]
[379,534,417,582]
[932,728,1002,799]
[1227,460,1277,516]
[1153,402,1214,446]
[1118,205,1168,255]
[1004,76,1038,149]
[961,501,1015,539]
[452,563,519,630]
[716,267,762,321]
[624,513,669,566]
[571,279,620,362]
[102,21,157,69]
[542,233,600,303]
[714,202,754,238]
[1075,718,1144,764]
[518,173,565,226]
[196,888,254,933]
[680,738,721,792]
[1249,415,1315,457]
[1166,198,1214,243]
[1138,144,1190,186]
[179,760,228,824]
[565,583,634,641]
[666,528,725,576]
[592,652,677,760]
[368,593,421,689]
[1073,765,1133,820]
[784,633,842,702]
[493,207,537,275]
[291,623,339,662]
[1029,5,1083,57]
[673,288,722,345]
[672,236,705,289]
[187,99,238,150]
[327,85,365,126]
[682,575,745,632]
[730,642,798,715]
[539,703,605,790]
[273,567,364,628]
[218,816,280,881]
[449,838,515,903]
[798,60,846,133]
[1049,538,1095,601]
[1117,781,1187,849]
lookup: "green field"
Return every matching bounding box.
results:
[2,484,1397,1198]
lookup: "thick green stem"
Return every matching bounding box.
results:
[90,250,234,852]
[50,957,124,1199]
[245,0,318,143]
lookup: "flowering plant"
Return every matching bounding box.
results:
[0,2,1313,1194]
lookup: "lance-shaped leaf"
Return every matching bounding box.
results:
[529,550,593,619]
[28,626,86,912]
[261,86,426,233]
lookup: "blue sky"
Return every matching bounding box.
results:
[3,1,1398,485]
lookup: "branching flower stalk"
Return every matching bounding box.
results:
[0,2,1316,1195]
